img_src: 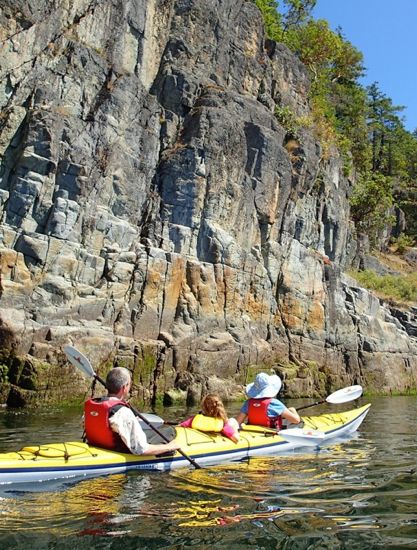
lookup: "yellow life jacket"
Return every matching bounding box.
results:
[191,414,224,433]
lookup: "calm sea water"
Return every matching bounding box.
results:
[0,396,416,549]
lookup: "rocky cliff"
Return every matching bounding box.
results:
[0,0,416,406]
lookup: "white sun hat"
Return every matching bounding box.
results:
[246,372,282,399]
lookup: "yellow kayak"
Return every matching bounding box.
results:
[0,404,370,485]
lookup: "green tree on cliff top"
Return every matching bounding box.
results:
[251,0,417,246]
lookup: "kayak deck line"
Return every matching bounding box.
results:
[0,404,371,485]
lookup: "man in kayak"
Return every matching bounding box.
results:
[84,367,181,455]
[235,372,300,429]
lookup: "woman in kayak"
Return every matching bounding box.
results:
[180,394,240,442]
[235,372,300,429]
[84,367,181,455]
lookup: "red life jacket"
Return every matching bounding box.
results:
[247,398,282,429]
[84,397,131,452]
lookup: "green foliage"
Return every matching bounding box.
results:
[331,81,370,171]
[281,0,317,31]
[251,0,417,246]
[367,83,406,175]
[390,233,415,254]
[282,20,366,161]
[397,181,417,239]
[349,269,417,304]
[251,0,316,41]
[363,387,417,397]
[350,171,394,245]
[307,92,338,158]
[252,0,282,40]
[362,83,417,243]
[274,105,301,137]
[283,20,364,83]
[0,364,9,386]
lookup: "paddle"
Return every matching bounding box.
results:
[296,385,363,412]
[63,345,201,469]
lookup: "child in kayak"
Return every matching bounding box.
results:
[235,372,300,430]
[180,394,240,443]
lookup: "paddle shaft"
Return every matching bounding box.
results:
[297,386,362,412]
[91,374,201,469]
[297,398,326,412]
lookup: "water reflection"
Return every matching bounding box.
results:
[1,475,126,532]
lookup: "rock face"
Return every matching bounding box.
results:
[0,0,416,405]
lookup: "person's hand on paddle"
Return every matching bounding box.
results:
[141,439,182,456]
[167,440,182,452]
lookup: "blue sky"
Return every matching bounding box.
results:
[312,0,417,132]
